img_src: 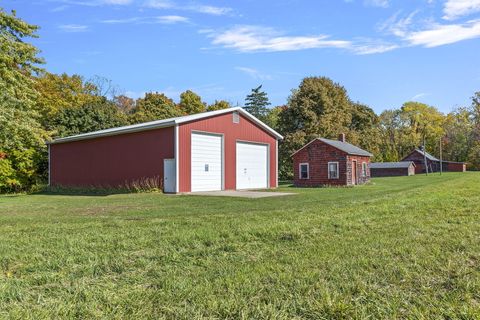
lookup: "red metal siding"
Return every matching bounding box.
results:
[178,113,277,192]
[293,140,370,187]
[50,127,174,187]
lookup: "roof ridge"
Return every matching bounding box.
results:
[49,107,283,144]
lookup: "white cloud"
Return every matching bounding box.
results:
[379,10,419,37]
[352,43,399,54]
[58,24,89,32]
[101,17,142,24]
[443,0,480,20]
[186,5,232,15]
[143,1,232,15]
[101,15,189,24]
[143,0,174,9]
[156,15,189,24]
[365,0,390,8]
[57,0,132,6]
[207,25,351,53]
[405,19,480,47]
[103,0,132,4]
[411,93,430,100]
[51,5,69,12]
[235,67,272,80]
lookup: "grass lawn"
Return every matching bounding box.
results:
[1,173,479,319]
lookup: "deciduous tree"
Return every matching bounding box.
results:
[179,90,206,115]
[130,92,181,123]
[207,100,231,111]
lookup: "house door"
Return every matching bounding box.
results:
[352,161,357,185]
[163,159,176,193]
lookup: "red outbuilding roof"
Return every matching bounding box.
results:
[48,107,283,144]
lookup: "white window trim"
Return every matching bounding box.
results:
[362,162,367,177]
[328,162,339,179]
[299,163,309,179]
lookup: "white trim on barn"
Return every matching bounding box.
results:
[275,139,278,187]
[48,107,283,145]
[174,124,179,193]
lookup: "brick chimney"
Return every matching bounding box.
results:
[338,133,346,142]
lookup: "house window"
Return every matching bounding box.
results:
[362,162,367,177]
[299,163,309,179]
[233,111,240,124]
[328,162,339,179]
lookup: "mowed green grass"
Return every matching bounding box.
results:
[0,173,479,319]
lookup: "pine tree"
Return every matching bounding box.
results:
[244,85,271,120]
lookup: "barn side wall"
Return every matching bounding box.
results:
[178,113,278,193]
[371,167,410,177]
[402,152,440,173]
[445,162,466,172]
[50,127,174,188]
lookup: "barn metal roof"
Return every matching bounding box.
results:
[292,138,373,157]
[370,162,415,169]
[415,149,439,161]
[404,149,440,162]
[48,107,283,144]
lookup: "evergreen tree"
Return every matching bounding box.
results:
[244,85,271,119]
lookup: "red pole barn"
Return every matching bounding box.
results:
[48,108,283,193]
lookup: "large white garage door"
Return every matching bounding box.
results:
[191,133,222,192]
[236,142,268,190]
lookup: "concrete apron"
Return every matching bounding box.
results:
[185,190,296,199]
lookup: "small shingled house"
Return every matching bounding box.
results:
[292,134,373,187]
[370,162,416,177]
[401,147,467,174]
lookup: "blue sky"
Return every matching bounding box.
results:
[5,0,480,113]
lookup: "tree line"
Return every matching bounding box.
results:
[1,8,479,192]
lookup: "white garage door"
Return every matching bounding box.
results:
[191,133,222,192]
[236,142,268,190]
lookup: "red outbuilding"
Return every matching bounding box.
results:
[48,108,283,193]
[292,134,372,187]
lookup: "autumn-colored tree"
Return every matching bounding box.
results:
[35,72,101,126]
[277,77,354,178]
[348,103,381,160]
[130,92,182,123]
[179,90,206,115]
[113,95,136,114]
[207,100,231,111]
[443,108,473,162]
[0,9,49,192]
[50,99,128,137]
[467,92,480,169]
[401,102,445,156]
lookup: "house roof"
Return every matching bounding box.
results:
[48,107,283,144]
[370,161,415,169]
[292,137,373,157]
[406,149,440,162]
